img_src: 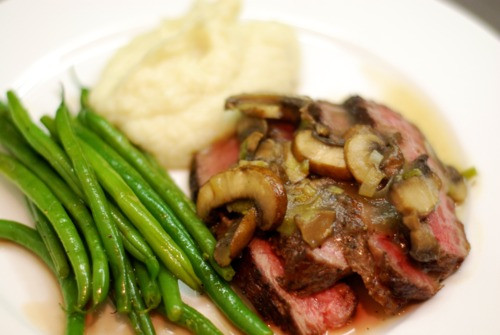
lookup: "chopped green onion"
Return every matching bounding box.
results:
[461,167,478,180]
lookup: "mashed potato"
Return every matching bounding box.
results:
[90,0,299,168]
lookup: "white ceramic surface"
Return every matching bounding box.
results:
[0,0,499,334]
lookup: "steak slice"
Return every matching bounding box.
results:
[344,96,470,278]
[424,192,470,278]
[345,96,427,162]
[368,233,440,301]
[313,100,353,138]
[271,233,351,295]
[234,238,357,335]
[189,134,239,198]
[338,230,440,314]
[335,188,440,313]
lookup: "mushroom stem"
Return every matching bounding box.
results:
[213,207,258,267]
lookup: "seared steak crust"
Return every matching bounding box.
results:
[271,233,351,295]
[234,239,357,335]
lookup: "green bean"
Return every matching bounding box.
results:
[78,106,195,218]
[157,267,223,335]
[0,219,54,270]
[125,258,156,335]
[120,230,159,278]
[80,87,91,110]
[28,113,157,294]
[26,199,70,279]
[75,124,203,271]
[7,91,82,196]
[110,260,154,335]
[40,114,58,140]
[76,115,269,335]
[157,266,183,322]
[0,100,8,115]
[121,235,146,263]
[59,278,86,335]
[177,304,223,335]
[108,202,160,279]
[77,109,223,268]
[80,141,201,291]
[133,260,161,311]
[126,309,144,335]
[74,121,233,281]
[141,149,168,178]
[40,114,161,278]
[40,115,162,280]
[0,153,91,308]
[0,114,110,307]
[0,220,85,335]
[55,102,129,313]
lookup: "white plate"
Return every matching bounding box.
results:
[1,0,499,334]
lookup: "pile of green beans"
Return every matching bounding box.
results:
[0,90,271,335]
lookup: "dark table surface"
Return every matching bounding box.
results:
[448,0,500,35]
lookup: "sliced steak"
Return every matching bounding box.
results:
[193,94,470,332]
[234,238,357,335]
[189,134,239,198]
[345,96,426,162]
[271,178,354,295]
[368,233,440,301]
[190,120,294,198]
[335,187,440,313]
[344,96,470,278]
[338,230,440,314]
[313,100,353,138]
[271,233,351,295]
[424,192,470,278]
[268,120,296,142]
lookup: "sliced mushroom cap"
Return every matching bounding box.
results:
[197,164,287,231]
[225,94,311,122]
[344,125,386,196]
[390,174,440,217]
[445,165,468,203]
[213,207,258,267]
[292,129,351,180]
[236,116,268,142]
